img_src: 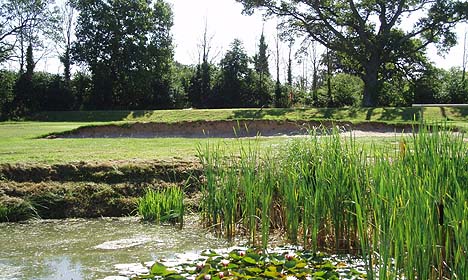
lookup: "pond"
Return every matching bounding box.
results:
[0,217,229,280]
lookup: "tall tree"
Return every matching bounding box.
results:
[274,23,282,107]
[287,40,293,86]
[216,39,251,107]
[9,43,36,117]
[253,31,271,106]
[237,0,468,106]
[189,19,215,108]
[0,0,59,72]
[463,29,467,83]
[57,0,75,88]
[73,0,174,109]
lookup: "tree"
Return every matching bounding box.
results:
[252,31,271,106]
[188,19,215,108]
[463,29,467,83]
[237,0,468,106]
[56,0,75,88]
[0,0,59,72]
[72,0,174,109]
[215,39,252,107]
[9,43,36,117]
[274,23,282,107]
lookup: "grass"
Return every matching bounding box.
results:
[1,107,465,164]
[29,107,468,127]
[197,126,468,279]
[0,124,292,164]
[0,122,406,164]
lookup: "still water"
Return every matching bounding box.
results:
[0,217,228,280]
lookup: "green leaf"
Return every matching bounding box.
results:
[246,267,263,274]
[229,251,242,261]
[202,250,219,257]
[284,260,297,269]
[150,262,169,275]
[243,256,257,265]
[295,261,307,269]
[166,275,186,280]
[263,270,280,278]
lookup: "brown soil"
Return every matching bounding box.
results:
[48,120,415,138]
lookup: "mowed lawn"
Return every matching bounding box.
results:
[0,121,300,164]
[2,107,466,164]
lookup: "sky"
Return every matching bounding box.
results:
[32,0,467,75]
[167,0,467,71]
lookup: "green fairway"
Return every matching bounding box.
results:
[0,122,291,163]
[0,123,405,164]
[2,107,467,164]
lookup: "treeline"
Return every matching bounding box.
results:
[2,56,466,116]
[1,0,467,120]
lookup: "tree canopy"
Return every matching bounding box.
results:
[72,0,174,109]
[236,0,468,106]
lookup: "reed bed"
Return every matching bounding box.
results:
[138,187,184,227]
[198,126,467,279]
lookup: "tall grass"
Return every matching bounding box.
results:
[198,125,467,279]
[138,187,184,228]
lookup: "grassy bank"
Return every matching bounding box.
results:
[0,160,200,222]
[29,107,468,127]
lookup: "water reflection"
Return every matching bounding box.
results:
[0,217,228,280]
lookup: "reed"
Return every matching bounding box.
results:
[198,124,467,279]
[138,187,184,227]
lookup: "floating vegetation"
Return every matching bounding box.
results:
[131,247,366,280]
[138,187,184,227]
[197,125,468,279]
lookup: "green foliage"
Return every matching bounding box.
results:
[188,62,214,108]
[138,187,184,226]
[0,70,17,119]
[72,0,174,109]
[214,39,252,108]
[413,67,468,104]
[316,73,363,107]
[237,0,468,106]
[0,197,38,222]
[135,249,344,280]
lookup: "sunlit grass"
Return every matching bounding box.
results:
[0,122,404,164]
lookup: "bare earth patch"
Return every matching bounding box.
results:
[48,120,415,139]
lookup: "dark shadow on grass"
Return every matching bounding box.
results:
[452,107,468,118]
[365,108,375,120]
[28,110,152,122]
[440,107,448,120]
[229,108,293,120]
[378,107,420,122]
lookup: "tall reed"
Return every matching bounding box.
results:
[198,125,467,279]
[138,187,184,228]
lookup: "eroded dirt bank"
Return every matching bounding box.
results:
[48,120,416,138]
[0,160,203,221]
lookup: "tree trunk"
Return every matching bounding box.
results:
[362,58,380,107]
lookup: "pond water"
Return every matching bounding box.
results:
[0,217,229,280]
